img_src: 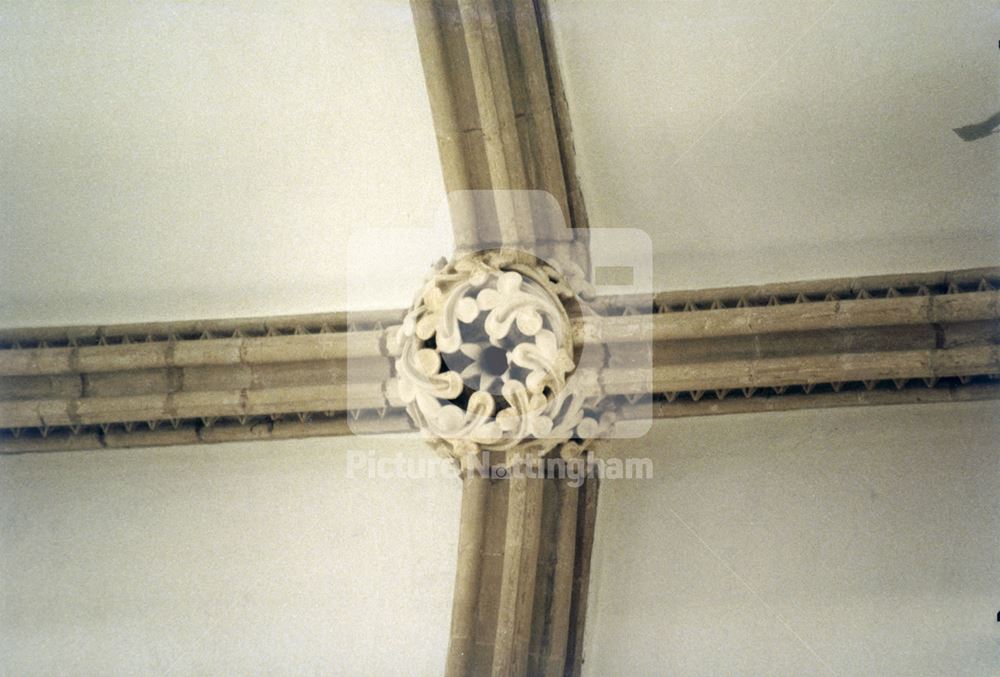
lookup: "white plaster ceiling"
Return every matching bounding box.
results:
[583,401,1000,675]
[0,1,446,326]
[1,1,997,322]
[549,0,999,290]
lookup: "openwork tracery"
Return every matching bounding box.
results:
[391,250,614,462]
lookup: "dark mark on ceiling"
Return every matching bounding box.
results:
[953,111,1000,141]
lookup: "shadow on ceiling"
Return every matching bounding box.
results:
[953,111,1000,141]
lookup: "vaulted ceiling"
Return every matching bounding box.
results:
[549,0,998,288]
[1,3,997,675]
[2,1,996,327]
[0,2,444,325]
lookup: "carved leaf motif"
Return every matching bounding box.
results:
[395,252,614,460]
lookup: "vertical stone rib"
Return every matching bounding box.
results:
[492,470,544,676]
[565,461,600,677]
[410,3,600,674]
[446,472,490,677]
[410,0,482,249]
[526,479,561,673]
[533,0,590,234]
[471,478,510,674]
[526,475,581,677]
[457,0,534,245]
[540,480,579,676]
[507,0,571,242]
[411,0,588,250]
[441,457,599,677]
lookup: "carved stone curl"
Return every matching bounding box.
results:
[391,250,613,463]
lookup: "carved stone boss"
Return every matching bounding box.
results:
[390,250,615,465]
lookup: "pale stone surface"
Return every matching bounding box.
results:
[0,435,461,675]
[0,1,445,325]
[549,1,1000,289]
[584,401,1000,676]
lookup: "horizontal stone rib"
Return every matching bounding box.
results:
[0,412,415,455]
[595,266,999,312]
[618,382,1000,420]
[0,308,404,347]
[601,345,998,395]
[580,291,1000,344]
[0,382,388,429]
[1,267,998,452]
[0,359,392,402]
[0,331,385,377]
